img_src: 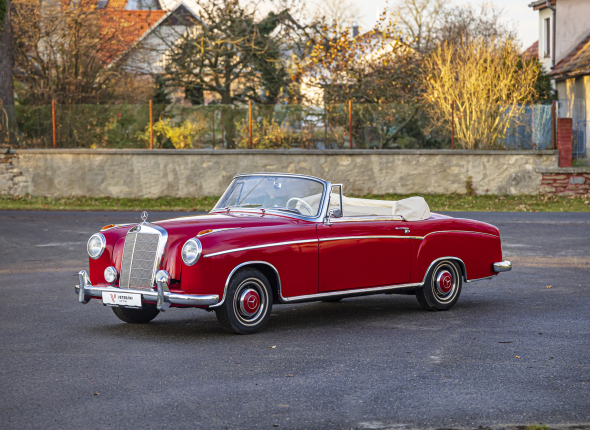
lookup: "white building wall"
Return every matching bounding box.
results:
[555,0,590,63]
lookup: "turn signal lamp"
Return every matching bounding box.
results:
[197,229,212,236]
[101,224,115,231]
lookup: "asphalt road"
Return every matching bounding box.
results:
[0,211,589,430]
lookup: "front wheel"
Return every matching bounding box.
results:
[416,260,462,311]
[215,268,272,334]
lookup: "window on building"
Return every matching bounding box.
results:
[544,17,551,58]
[125,0,161,10]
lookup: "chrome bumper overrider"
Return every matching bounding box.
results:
[493,261,512,272]
[75,270,219,310]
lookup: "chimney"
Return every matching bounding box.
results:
[352,22,359,38]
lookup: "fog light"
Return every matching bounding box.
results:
[104,266,118,283]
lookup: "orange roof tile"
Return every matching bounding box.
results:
[522,40,538,61]
[550,32,590,80]
[100,10,166,64]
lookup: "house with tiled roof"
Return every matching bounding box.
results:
[529,0,590,160]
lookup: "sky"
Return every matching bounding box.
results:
[353,0,538,50]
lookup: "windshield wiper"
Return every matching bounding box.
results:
[273,207,302,215]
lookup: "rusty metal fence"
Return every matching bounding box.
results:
[1,101,556,150]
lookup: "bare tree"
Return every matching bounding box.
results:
[163,0,312,105]
[394,0,445,53]
[11,0,153,104]
[312,0,362,32]
[436,1,517,46]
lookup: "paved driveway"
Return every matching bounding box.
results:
[0,211,589,429]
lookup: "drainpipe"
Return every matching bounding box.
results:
[545,0,556,69]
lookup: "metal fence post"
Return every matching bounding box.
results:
[149,100,154,150]
[552,100,556,149]
[451,101,455,150]
[248,100,253,149]
[324,107,328,149]
[52,100,56,149]
[348,100,352,149]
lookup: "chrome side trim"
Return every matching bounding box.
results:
[465,276,493,283]
[422,230,499,239]
[197,227,242,237]
[210,260,284,308]
[203,239,318,258]
[493,261,512,272]
[329,216,405,222]
[411,236,424,240]
[281,282,423,303]
[318,235,409,242]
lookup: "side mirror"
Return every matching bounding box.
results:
[325,209,336,225]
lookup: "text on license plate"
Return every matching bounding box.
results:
[102,291,142,308]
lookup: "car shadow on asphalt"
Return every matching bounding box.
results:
[81,294,477,339]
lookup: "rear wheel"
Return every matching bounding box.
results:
[416,260,462,311]
[215,268,272,334]
[111,306,160,323]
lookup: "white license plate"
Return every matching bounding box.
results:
[102,291,142,308]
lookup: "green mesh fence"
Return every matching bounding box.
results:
[0,102,550,150]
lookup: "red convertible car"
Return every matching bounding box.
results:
[76,173,511,334]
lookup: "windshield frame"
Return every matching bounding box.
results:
[210,173,331,222]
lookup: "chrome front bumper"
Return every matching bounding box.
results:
[75,271,219,310]
[493,261,512,272]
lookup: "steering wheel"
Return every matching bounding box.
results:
[286,197,314,215]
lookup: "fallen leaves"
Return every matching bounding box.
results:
[268,346,276,349]
[93,393,100,396]
[516,356,521,359]
[285,374,294,377]
[546,285,553,289]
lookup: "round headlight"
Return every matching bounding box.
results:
[181,238,202,266]
[87,233,106,259]
[104,266,118,283]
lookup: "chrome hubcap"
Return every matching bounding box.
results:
[431,263,458,302]
[233,278,267,325]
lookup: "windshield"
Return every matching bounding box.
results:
[213,176,325,217]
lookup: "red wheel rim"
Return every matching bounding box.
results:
[436,270,453,294]
[239,288,260,316]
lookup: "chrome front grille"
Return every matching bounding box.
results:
[119,225,167,290]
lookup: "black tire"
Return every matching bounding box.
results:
[321,297,343,302]
[416,260,462,311]
[111,306,160,323]
[215,268,272,334]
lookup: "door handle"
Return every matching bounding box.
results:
[396,227,410,234]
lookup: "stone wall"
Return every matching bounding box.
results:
[0,150,29,196]
[539,167,590,196]
[1,148,558,198]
